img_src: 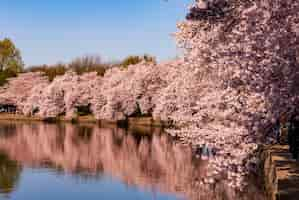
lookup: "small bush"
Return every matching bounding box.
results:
[121,54,156,68]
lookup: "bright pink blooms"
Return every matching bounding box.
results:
[1,0,299,188]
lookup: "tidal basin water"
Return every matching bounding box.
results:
[0,121,265,200]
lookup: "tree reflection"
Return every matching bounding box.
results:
[0,122,265,200]
[0,122,16,138]
[0,152,21,195]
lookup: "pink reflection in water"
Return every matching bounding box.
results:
[0,121,265,200]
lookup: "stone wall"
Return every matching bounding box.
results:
[261,145,299,200]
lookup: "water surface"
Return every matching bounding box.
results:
[0,121,265,200]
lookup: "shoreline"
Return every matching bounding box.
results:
[2,113,294,199]
[0,113,167,127]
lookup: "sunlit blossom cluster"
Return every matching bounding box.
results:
[170,0,299,187]
[0,62,176,120]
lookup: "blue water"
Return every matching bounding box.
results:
[0,122,188,200]
[0,121,265,200]
[2,168,181,200]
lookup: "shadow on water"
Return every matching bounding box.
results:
[0,121,266,200]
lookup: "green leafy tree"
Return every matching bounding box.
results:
[0,38,24,86]
[0,38,24,73]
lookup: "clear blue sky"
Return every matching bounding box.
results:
[0,0,190,67]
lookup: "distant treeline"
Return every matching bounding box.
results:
[0,38,156,84]
[25,56,110,81]
[25,54,156,81]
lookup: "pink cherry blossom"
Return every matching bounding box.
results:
[0,0,298,189]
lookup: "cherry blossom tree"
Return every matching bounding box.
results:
[0,0,299,189]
